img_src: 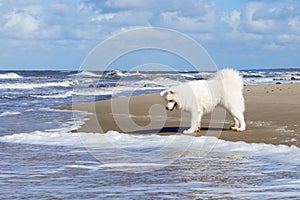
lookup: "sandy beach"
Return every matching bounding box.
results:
[61,83,300,147]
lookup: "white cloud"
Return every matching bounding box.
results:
[0,0,297,42]
[105,0,155,9]
[263,42,285,51]
[50,1,70,15]
[91,13,116,22]
[241,1,300,35]
[4,9,39,34]
[24,4,44,16]
[0,0,300,69]
[157,11,215,33]
[77,2,96,14]
[241,2,276,33]
[221,10,241,31]
[288,16,300,33]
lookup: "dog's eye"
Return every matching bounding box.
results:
[168,100,173,103]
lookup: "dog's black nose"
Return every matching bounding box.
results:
[165,107,169,110]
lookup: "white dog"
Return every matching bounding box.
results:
[160,69,246,134]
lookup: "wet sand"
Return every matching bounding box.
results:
[60,83,300,147]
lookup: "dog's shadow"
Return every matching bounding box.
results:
[129,126,229,135]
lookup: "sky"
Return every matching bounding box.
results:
[0,0,300,71]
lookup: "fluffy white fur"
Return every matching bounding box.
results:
[160,69,246,134]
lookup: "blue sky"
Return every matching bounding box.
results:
[0,0,300,70]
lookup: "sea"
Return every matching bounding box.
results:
[0,69,299,199]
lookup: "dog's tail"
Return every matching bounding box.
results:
[213,69,244,90]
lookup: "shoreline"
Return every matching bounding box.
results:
[60,83,300,147]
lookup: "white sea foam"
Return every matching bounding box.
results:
[181,73,195,79]
[31,91,75,99]
[127,71,145,78]
[0,111,21,117]
[71,71,100,78]
[0,72,22,79]
[151,77,181,87]
[0,131,83,146]
[0,130,299,166]
[0,109,89,146]
[0,81,74,89]
[114,77,180,91]
[103,71,145,79]
[243,77,275,85]
[31,89,114,99]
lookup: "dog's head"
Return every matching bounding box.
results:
[160,89,180,111]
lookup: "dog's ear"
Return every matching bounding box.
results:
[160,89,175,96]
[169,90,175,94]
[160,90,166,97]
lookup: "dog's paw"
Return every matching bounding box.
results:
[183,128,196,134]
[231,126,238,131]
[236,127,245,132]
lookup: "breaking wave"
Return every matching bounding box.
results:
[0,72,23,79]
[0,111,21,117]
[0,81,74,89]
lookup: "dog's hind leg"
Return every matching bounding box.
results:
[237,117,246,131]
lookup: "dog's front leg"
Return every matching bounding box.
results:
[183,111,201,134]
